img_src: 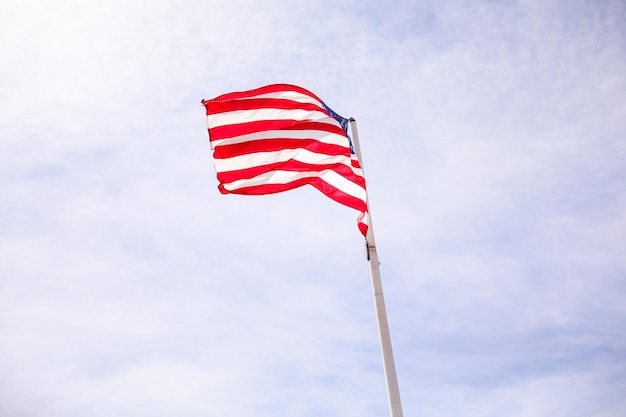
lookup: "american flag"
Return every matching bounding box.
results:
[202,84,369,236]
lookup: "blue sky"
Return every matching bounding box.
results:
[1,1,625,416]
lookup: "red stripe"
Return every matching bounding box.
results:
[209,119,346,141]
[206,84,323,103]
[216,159,366,189]
[358,217,368,236]
[219,177,368,214]
[213,138,349,159]
[205,98,325,115]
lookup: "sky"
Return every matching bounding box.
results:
[1,1,625,416]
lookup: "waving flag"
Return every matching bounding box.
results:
[202,84,368,236]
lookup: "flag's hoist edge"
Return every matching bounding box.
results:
[202,83,369,236]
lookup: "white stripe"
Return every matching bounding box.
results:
[350,155,364,177]
[320,170,367,201]
[210,128,350,149]
[208,108,328,129]
[222,169,367,201]
[215,148,352,173]
[358,211,369,229]
[235,91,323,107]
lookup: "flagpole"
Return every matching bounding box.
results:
[349,118,404,417]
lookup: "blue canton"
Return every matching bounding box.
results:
[321,101,355,154]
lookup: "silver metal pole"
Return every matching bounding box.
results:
[349,118,404,417]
